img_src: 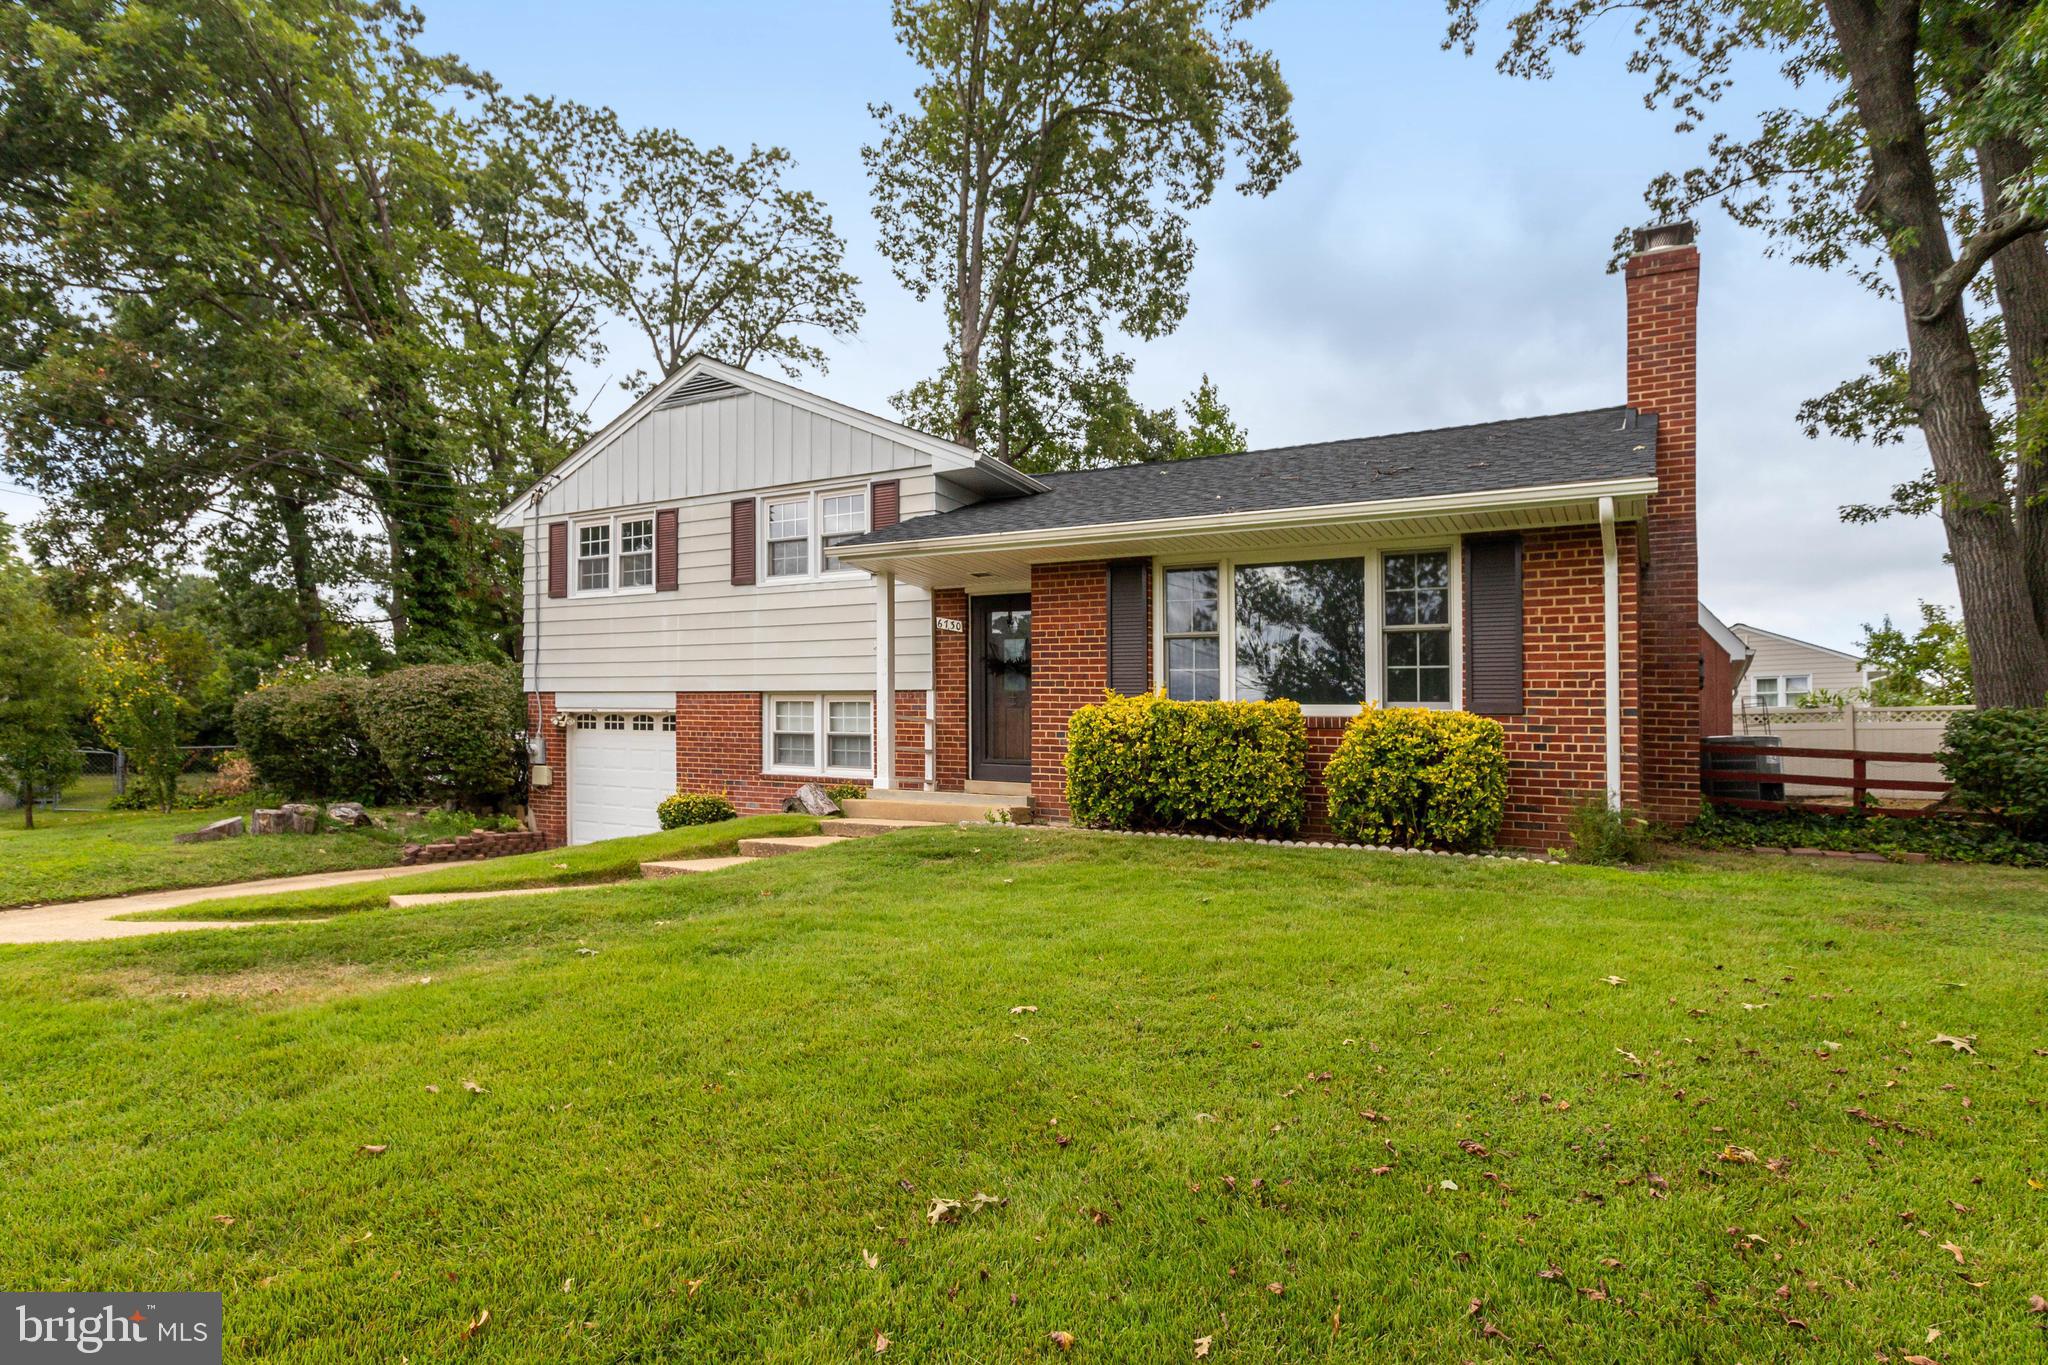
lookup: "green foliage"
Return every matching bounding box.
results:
[233,677,386,802]
[1562,798,1656,865]
[0,551,85,827]
[656,792,739,829]
[1681,804,2048,868]
[1322,705,1508,851]
[823,782,867,806]
[1860,603,1973,706]
[360,665,524,810]
[1065,692,1307,837]
[87,628,199,814]
[1940,708,2048,839]
[865,0,1297,471]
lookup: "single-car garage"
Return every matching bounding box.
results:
[568,711,676,844]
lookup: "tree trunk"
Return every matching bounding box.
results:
[19,781,32,830]
[1976,137,2048,644]
[272,479,328,661]
[1824,0,2048,707]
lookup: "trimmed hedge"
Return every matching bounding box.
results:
[658,792,737,828]
[1066,692,1308,837]
[233,677,385,801]
[360,664,524,809]
[1322,705,1507,851]
[1941,707,2048,838]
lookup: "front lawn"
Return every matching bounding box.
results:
[0,806,478,909]
[1,831,2043,1361]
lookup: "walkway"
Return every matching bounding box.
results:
[0,866,423,945]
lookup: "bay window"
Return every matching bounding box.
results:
[765,694,873,776]
[1158,547,1457,711]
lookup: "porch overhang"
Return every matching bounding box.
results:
[831,476,1657,589]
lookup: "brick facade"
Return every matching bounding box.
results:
[670,690,928,814]
[1027,562,1112,821]
[525,691,567,847]
[932,588,970,791]
[1626,238,1703,823]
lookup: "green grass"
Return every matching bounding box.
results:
[1,830,2043,1362]
[0,806,480,908]
[124,813,820,921]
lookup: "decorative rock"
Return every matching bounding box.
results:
[173,816,246,844]
[783,782,843,817]
[282,802,320,833]
[327,801,375,828]
[251,808,289,835]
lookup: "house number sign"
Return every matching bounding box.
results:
[936,617,965,634]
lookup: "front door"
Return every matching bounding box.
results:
[971,594,1032,782]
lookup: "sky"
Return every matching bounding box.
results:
[0,1,1957,653]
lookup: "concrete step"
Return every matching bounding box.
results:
[840,793,1032,824]
[964,779,1033,798]
[737,835,851,858]
[828,818,943,838]
[389,886,583,908]
[641,856,759,879]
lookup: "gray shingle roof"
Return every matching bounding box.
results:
[845,406,1656,547]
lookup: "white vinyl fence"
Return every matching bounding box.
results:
[1733,703,1968,800]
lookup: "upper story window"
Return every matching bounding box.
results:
[577,524,611,592]
[1752,674,1811,708]
[1382,551,1451,704]
[618,517,656,589]
[763,486,869,581]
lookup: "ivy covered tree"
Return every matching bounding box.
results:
[865,0,1297,471]
[1444,0,2048,708]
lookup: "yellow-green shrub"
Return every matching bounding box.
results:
[1066,692,1308,837]
[1322,705,1508,850]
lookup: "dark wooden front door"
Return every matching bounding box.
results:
[971,594,1032,782]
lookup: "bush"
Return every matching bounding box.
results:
[1563,797,1655,864]
[658,792,737,828]
[824,782,867,806]
[1322,705,1508,851]
[360,664,524,809]
[233,677,385,801]
[1940,707,2048,838]
[1066,692,1308,837]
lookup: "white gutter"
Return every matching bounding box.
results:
[1599,495,1622,809]
[833,475,1659,564]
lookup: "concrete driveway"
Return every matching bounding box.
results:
[0,866,424,945]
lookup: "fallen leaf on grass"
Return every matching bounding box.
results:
[1049,1330,1075,1351]
[1927,1326,1942,1344]
[1194,1334,1213,1358]
[424,1084,439,1094]
[1088,1207,1113,1227]
[1369,1165,1393,1176]
[462,1080,485,1094]
[927,1199,962,1226]
[211,1214,235,1227]
[357,1144,387,1156]
[1717,1145,1760,1165]
[1538,1265,1566,1282]
[2027,1294,2046,1314]
[1902,1357,1938,1365]
[1466,1298,1484,1317]
[1010,1005,1038,1015]
[1930,1033,1977,1055]
[461,1309,490,1340]
[1602,976,1626,987]
[1439,1180,1458,1192]
[1458,1139,1489,1158]
[872,1329,890,1354]
[1265,1282,1285,1297]
[862,1249,879,1270]
[1479,1319,1507,1340]
[684,1279,704,1297]
[1939,1242,1966,1265]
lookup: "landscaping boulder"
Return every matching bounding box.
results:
[327,801,375,828]
[782,782,841,817]
[173,816,246,845]
[283,802,320,833]
[252,805,320,835]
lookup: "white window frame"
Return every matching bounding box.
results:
[1752,674,1812,708]
[1150,538,1463,716]
[572,509,661,597]
[762,693,874,778]
[1379,548,1457,707]
[759,485,870,584]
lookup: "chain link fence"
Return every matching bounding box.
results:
[31,746,240,811]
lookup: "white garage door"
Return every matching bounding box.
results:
[569,712,676,845]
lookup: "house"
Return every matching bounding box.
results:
[500,222,1710,849]
[1699,603,1753,735]
[1728,623,1876,712]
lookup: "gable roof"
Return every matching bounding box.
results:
[1727,622,1864,663]
[841,406,1656,548]
[491,355,1044,529]
[1699,603,1751,664]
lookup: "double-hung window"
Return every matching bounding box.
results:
[1159,548,1454,710]
[1752,674,1810,708]
[618,517,655,589]
[1381,551,1452,704]
[765,694,873,776]
[763,487,869,581]
[577,524,611,592]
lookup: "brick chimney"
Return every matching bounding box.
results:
[1625,221,1701,823]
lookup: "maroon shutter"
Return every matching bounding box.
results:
[1106,559,1149,695]
[1464,534,1524,715]
[870,478,901,531]
[654,508,679,592]
[729,498,756,586]
[547,522,569,599]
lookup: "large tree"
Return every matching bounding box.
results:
[1446,0,2048,708]
[865,0,1297,470]
[0,527,84,827]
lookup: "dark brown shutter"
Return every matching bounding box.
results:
[1464,534,1524,715]
[870,478,901,531]
[1106,559,1149,696]
[654,508,679,592]
[729,498,756,586]
[547,521,569,599]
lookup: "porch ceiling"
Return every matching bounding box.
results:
[842,486,1651,590]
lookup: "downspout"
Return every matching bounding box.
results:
[1599,496,1622,809]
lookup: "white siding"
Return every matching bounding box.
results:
[1731,626,1869,704]
[520,388,937,696]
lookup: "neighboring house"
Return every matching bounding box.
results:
[501,222,1711,849]
[1728,623,1876,712]
[1699,603,1753,735]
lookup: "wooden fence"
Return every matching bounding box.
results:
[1701,739,1953,819]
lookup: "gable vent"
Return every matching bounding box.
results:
[656,372,745,409]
